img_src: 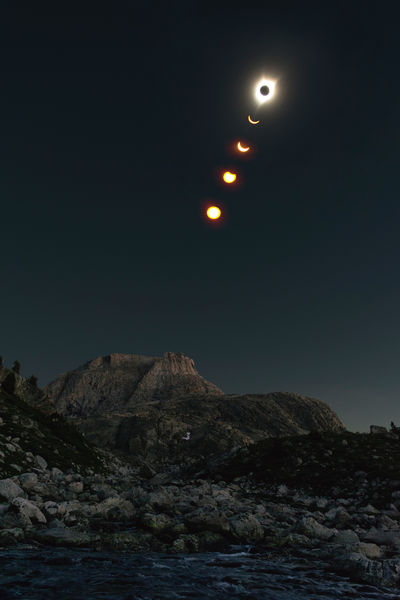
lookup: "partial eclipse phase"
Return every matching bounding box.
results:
[237,142,250,153]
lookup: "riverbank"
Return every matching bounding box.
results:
[2,432,400,589]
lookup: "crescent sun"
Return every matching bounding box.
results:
[248,115,260,125]
[237,141,250,153]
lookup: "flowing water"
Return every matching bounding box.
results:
[0,546,399,600]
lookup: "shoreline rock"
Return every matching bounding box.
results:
[1,461,400,589]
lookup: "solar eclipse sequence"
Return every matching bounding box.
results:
[205,77,277,223]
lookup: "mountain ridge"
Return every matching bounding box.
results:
[44,352,345,467]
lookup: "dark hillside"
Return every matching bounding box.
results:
[0,387,104,478]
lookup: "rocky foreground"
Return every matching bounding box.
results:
[2,434,400,590]
[1,362,400,590]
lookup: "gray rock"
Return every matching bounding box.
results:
[184,508,230,535]
[0,527,24,546]
[145,489,174,512]
[68,481,84,494]
[90,483,118,500]
[276,484,289,497]
[94,497,135,520]
[43,501,59,516]
[332,529,360,545]
[356,542,382,559]
[0,478,24,502]
[370,425,388,434]
[12,497,47,526]
[359,504,379,515]
[363,527,400,548]
[141,512,174,531]
[315,497,328,509]
[34,455,48,470]
[272,533,312,548]
[50,467,64,482]
[19,472,38,490]
[229,513,264,542]
[296,516,337,540]
[32,527,100,547]
[335,551,398,587]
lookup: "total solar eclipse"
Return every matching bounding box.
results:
[255,78,276,103]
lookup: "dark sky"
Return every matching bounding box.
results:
[1,1,399,432]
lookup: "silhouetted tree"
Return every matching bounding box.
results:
[12,360,21,374]
[27,375,38,388]
[1,372,16,394]
[0,356,3,368]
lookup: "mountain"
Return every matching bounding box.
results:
[44,352,345,468]
[45,352,223,417]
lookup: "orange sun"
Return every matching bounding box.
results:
[206,206,221,220]
[222,171,237,184]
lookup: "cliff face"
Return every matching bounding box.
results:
[44,352,345,468]
[44,352,223,417]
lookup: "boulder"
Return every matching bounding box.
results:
[34,455,48,470]
[50,467,64,482]
[334,551,398,587]
[356,542,382,559]
[370,425,388,434]
[19,472,39,490]
[229,513,264,542]
[296,516,337,540]
[43,501,59,516]
[184,508,230,535]
[141,512,174,531]
[31,527,100,547]
[331,529,360,545]
[145,489,174,512]
[359,504,379,515]
[12,497,47,526]
[0,527,24,546]
[94,497,135,520]
[68,481,84,494]
[363,527,400,549]
[0,479,24,502]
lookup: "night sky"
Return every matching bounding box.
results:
[1,1,399,432]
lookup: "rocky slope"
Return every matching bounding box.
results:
[2,426,400,588]
[0,367,108,478]
[44,353,345,467]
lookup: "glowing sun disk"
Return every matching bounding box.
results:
[223,171,237,183]
[207,206,221,220]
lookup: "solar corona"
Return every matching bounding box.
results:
[255,78,276,103]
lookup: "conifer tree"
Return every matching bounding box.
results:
[28,375,38,388]
[1,372,16,394]
[12,360,21,374]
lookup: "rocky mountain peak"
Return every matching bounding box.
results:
[43,351,346,470]
[44,352,223,417]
